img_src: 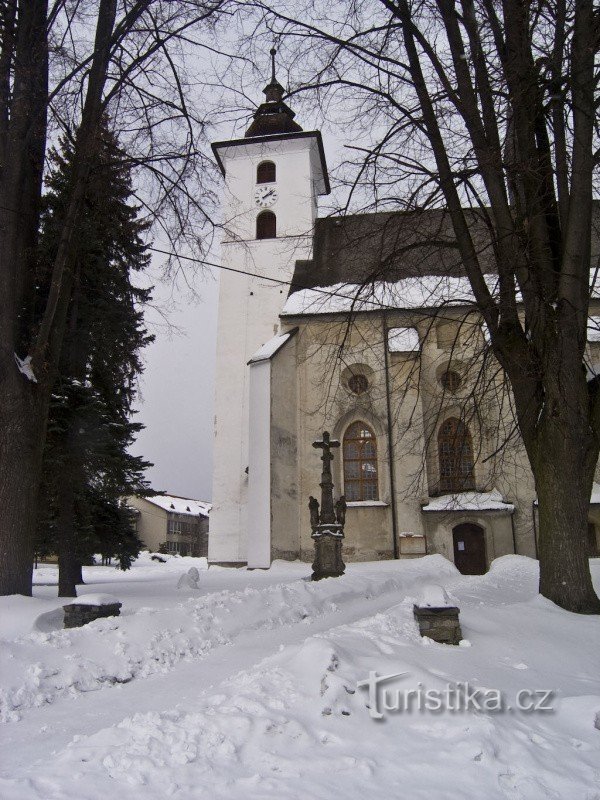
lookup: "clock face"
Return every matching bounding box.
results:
[254,185,278,208]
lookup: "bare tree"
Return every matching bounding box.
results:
[0,0,230,596]
[248,0,600,612]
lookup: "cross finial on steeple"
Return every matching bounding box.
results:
[244,44,304,137]
[263,47,284,104]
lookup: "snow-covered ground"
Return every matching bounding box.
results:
[1,553,599,799]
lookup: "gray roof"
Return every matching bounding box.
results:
[290,203,600,294]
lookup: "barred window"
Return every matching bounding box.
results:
[438,418,475,492]
[348,374,369,395]
[343,422,379,501]
[441,370,461,393]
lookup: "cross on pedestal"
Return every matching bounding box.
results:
[312,431,339,524]
[310,431,345,580]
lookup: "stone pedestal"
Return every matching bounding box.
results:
[413,605,462,645]
[63,601,122,628]
[311,525,345,580]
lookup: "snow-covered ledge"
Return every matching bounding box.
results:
[422,489,514,513]
[346,500,389,508]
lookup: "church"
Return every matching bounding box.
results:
[208,60,600,574]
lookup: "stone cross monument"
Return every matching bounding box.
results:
[309,431,346,580]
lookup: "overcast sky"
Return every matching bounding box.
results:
[131,266,220,502]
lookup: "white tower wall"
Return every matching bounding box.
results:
[209,134,327,563]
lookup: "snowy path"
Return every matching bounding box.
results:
[2,562,439,771]
[1,554,599,799]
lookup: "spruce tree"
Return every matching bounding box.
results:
[36,122,154,596]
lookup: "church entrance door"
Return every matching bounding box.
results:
[452,523,486,575]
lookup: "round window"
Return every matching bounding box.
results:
[441,370,461,393]
[348,374,369,395]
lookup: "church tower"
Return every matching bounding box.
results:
[209,52,329,564]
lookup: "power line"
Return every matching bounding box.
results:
[0,200,490,326]
[147,245,489,325]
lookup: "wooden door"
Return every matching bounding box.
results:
[453,523,486,575]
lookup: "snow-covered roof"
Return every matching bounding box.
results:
[422,490,514,513]
[388,326,420,353]
[282,271,600,318]
[247,329,296,364]
[282,277,486,317]
[588,317,600,343]
[145,494,211,517]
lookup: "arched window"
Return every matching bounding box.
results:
[256,211,276,240]
[438,418,475,492]
[343,422,379,501]
[257,161,276,184]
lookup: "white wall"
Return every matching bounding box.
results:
[209,133,326,563]
[246,360,272,568]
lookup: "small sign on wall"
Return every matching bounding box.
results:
[457,541,465,551]
[399,532,427,555]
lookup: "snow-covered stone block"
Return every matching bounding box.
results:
[414,585,462,645]
[63,595,122,628]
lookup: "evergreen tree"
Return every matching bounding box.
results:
[36,122,154,596]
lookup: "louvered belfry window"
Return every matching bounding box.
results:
[257,161,276,183]
[438,417,475,492]
[256,210,276,239]
[343,422,379,501]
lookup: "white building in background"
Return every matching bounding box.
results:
[127,493,211,557]
[209,60,600,572]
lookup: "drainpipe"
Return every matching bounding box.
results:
[383,312,400,559]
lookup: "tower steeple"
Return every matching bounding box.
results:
[245,48,303,138]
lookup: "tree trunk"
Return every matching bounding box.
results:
[56,474,79,598]
[56,279,88,598]
[532,410,600,614]
[0,0,117,597]
[0,364,47,596]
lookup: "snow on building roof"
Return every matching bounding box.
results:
[282,276,486,317]
[247,329,297,364]
[388,326,420,353]
[145,494,211,517]
[422,489,514,513]
[588,317,600,343]
[282,271,600,319]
